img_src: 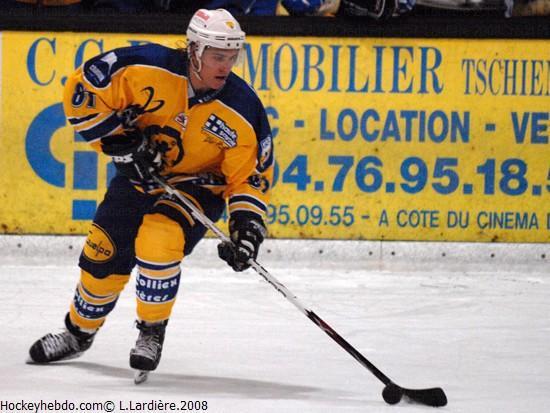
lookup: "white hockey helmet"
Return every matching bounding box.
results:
[186,9,246,60]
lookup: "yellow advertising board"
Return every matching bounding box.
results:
[0,31,548,241]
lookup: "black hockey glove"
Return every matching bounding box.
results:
[218,212,267,272]
[101,130,162,182]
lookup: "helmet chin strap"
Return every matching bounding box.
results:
[191,62,203,83]
[189,46,203,83]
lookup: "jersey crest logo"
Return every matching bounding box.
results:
[83,224,116,263]
[202,114,237,148]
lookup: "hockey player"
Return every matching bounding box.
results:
[28,8,273,376]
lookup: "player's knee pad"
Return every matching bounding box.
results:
[135,213,184,323]
[69,270,130,331]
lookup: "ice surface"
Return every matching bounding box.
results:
[0,236,549,412]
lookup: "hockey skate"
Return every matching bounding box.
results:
[28,314,95,364]
[129,320,167,384]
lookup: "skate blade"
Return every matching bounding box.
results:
[134,370,149,384]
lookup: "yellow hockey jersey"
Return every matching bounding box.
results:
[63,43,273,221]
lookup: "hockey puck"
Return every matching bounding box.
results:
[382,383,403,405]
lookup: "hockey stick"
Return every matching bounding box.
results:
[152,175,447,407]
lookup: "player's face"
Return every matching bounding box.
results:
[198,48,240,90]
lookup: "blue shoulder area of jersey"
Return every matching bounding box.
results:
[218,74,266,132]
[219,73,274,172]
[83,43,187,88]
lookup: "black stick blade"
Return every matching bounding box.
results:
[402,386,447,407]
